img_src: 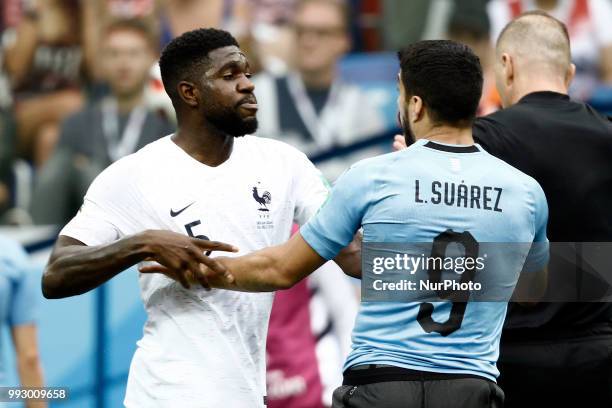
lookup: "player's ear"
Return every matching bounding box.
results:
[411,96,424,123]
[177,81,199,108]
[501,53,514,87]
[565,63,576,88]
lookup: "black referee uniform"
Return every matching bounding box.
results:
[473,91,612,408]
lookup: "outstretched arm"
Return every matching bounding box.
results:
[43,231,236,299]
[140,232,326,292]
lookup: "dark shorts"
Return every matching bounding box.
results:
[332,366,504,408]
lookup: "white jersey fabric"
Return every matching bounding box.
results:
[60,135,329,408]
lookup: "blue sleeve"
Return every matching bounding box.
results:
[522,180,550,273]
[300,164,371,260]
[8,244,38,327]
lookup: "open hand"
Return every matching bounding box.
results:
[138,230,238,290]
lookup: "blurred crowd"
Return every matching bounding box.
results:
[0,0,611,227]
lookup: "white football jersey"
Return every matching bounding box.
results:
[60,135,329,408]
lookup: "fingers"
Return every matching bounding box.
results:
[392,135,407,151]
[139,264,170,274]
[199,263,236,285]
[199,255,229,278]
[140,263,192,289]
[189,250,235,286]
[191,239,239,253]
[187,258,211,291]
[176,273,191,289]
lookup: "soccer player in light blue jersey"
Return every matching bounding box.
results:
[141,40,549,408]
[0,236,46,408]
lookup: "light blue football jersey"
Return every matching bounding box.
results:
[0,236,38,384]
[300,139,549,381]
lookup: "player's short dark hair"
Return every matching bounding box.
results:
[398,40,483,126]
[103,18,159,50]
[159,28,239,102]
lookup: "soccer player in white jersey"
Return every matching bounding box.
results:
[41,28,347,408]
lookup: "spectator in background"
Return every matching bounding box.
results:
[2,0,101,167]
[382,0,489,48]
[227,0,299,75]
[0,235,46,408]
[160,0,225,42]
[447,1,502,115]
[382,0,446,48]
[29,18,174,225]
[488,0,612,100]
[253,0,387,180]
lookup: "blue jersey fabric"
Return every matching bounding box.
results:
[301,139,549,381]
[0,236,38,383]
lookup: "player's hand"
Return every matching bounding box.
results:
[334,231,362,279]
[393,134,408,151]
[137,230,238,290]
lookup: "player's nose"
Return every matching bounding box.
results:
[237,74,255,93]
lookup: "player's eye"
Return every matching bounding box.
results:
[245,73,252,79]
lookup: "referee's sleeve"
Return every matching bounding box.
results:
[300,165,370,260]
[523,179,550,273]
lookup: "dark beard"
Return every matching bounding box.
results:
[397,111,416,146]
[206,108,258,137]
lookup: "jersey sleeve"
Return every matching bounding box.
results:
[8,243,38,327]
[60,158,137,246]
[291,150,331,226]
[522,179,550,273]
[300,164,370,260]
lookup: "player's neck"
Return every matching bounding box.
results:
[420,126,474,146]
[511,80,569,105]
[172,122,235,167]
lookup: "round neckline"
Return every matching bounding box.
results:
[166,134,242,171]
[413,138,482,153]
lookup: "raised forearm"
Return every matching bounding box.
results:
[42,233,153,299]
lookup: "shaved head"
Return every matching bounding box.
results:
[497,11,571,77]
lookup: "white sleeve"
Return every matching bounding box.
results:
[60,158,140,246]
[291,150,330,226]
[591,0,612,45]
